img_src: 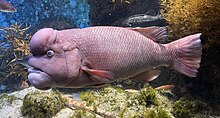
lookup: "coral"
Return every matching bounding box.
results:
[0,22,31,89]
[21,91,65,118]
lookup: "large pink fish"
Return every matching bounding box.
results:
[28,26,202,90]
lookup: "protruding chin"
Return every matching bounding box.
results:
[28,70,52,90]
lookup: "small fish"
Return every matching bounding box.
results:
[122,11,164,27]
[0,0,16,12]
[125,89,139,93]
[155,85,175,90]
[27,26,202,90]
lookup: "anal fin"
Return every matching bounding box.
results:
[129,70,161,83]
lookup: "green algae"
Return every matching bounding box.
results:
[70,109,96,118]
[139,85,161,106]
[80,90,96,105]
[0,93,17,109]
[143,108,171,118]
[77,84,216,117]
[79,84,173,118]
[6,94,17,104]
[21,91,65,118]
[0,93,17,104]
[172,98,212,118]
[18,84,217,117]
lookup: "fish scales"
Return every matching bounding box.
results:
[58,27,162,79]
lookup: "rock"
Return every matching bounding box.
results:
[0,87,45,118]
[21,90,65,118]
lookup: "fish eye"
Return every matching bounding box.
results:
[46,50,54,57]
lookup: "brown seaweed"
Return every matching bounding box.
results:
[0,22,31,89]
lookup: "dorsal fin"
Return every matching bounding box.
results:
[129,26,167,42]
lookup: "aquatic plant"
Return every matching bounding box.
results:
[160,0,220,46]
[0,22,31,89]
[21,91,65,118]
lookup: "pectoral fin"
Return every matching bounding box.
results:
[81,66,114,83]
[129,70,161,83]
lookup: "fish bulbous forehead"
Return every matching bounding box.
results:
[30,28,56,54]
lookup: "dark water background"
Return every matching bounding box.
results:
[0,0,220,117]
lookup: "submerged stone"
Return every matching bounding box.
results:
[172,98,212,118]
[79,85,173,118]
[21,91,65,118]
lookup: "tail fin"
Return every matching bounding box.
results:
[167,33,202,77]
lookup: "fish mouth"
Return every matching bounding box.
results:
[28,67,44,73]
[28,67,52,90]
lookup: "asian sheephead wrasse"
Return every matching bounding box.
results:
[27,26,202,90]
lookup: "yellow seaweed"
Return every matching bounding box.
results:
[160,0,220,47]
